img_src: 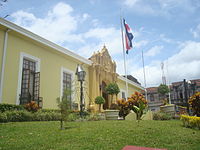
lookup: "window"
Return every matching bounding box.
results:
[63,72,72,100]
[20,58,40,104]
[122,91,126,99]
[150,94,154,102]
[61,68,73,108]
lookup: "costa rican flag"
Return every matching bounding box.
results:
[123,18,134,54]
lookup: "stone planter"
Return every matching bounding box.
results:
[105,110,119,120]
[160,104,175,116]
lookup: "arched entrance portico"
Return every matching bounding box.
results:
[102,81,109,110]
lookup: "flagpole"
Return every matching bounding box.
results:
[166,59,171,104]
[142,49,147,100]
[120,16,128,100]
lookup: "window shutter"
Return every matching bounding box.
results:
[20,69,30,104]
[34,72,40,101]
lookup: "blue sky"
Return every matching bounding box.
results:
[1,0,200,87]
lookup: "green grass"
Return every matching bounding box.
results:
[0,120,200,150]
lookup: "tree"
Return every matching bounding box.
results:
[188,92,200,117]
[105,83,120,104]
[95,96,105,112]
[158,84,169,104]
[56,90,71,130]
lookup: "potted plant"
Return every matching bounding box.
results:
[105,83,120,104]
[158,84,175,116]
[95,96,105,112]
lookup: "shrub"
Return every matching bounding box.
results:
[110,103,119,110]
[153,112,172,120]
[181,115,200,129]
[24,101,39,112]
[33,110,61,121]
[67,113,79,121]
[188,92,200,117]
[0,113,8,123]
[0,109,61,123]
[86,113,102,121]
[0,104,25,112]
[95,96,105,112]
[5,110,33,122]
[40,109,60,113]
[117,92,147,120]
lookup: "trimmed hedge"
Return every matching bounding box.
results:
[153,111,172,120]
[0,110,61,123]
[0,104,25,112]
[181,115,200,129]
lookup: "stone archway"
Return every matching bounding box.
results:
[102,81,109,110]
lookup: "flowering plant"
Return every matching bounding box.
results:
[24,101,39,112]
[117,91,147,120]
[188,92,200,117]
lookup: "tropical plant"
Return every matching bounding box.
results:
[188,92,200,117]
[105,83,120,104]
[117,91,147,120]
[57,90,72,129]
[95,96,105,112]
[24,101,39,112]
[117,99,130,119]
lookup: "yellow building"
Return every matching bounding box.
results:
[0,18,144,111]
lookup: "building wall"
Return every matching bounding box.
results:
[1,30,90,109]
[0,29,4,72]
[117,78,143,99]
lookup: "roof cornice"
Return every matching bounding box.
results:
[118,75,145,90]
[0,18,92,65]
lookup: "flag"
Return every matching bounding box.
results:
[123,18,134,54]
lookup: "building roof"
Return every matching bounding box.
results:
[172,79,200,87]
[146,87,158,93]
[118,75,145,90]
[0,18,92,65]
[122,75,141,85]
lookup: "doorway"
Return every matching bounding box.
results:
[102,81,109,110]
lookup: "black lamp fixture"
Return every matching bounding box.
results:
[76,64,86,117]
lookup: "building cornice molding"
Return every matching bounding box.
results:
[0,18,92,65]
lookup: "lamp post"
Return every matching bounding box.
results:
[183,79,191,114]
[76,64,86,118]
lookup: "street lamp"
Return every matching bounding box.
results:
[183,79,192,114]
[76,64,86,117]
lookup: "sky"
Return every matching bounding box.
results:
[0,0,200,87]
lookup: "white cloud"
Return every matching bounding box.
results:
[132,41,200,87]
[124,0,139,7]
[145,45,163,57]
[11,2,83,44]
[190,24,200,38]
[123,0,198,17]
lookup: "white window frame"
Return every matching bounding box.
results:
[16,52,40,105]
[60,67,74,102]
[120,89,127,99]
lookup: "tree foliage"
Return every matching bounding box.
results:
[188,92,200,117]
[157,84,169,95]
[56,89,71,129]
[105,83,120,104]
[95,96,105,112]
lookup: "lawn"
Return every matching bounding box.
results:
[0,120,200,150]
